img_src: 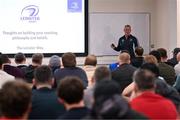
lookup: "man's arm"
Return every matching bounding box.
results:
[112,39,121,52]
[134,37,139,48]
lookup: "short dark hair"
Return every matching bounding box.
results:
[135,47,144,56]
[157,48,167,58]
[0,54,10,64]
[84,55,97,66]
[57,77,84,104]
[133,69,156,91]
[0,81,31,118]
[140,63,160,77]
[94,80,121,100]
[62,52,76,67]
[173,48,180,57]
[94,66,111,82]
[32,53,44,65]
[34,65,53,83]
[124,25,131,28]
[149,50,161,62]
[14,52,26,64]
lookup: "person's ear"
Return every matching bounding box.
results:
[58,98,64,104]
[32,79,36,86]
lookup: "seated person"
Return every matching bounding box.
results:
[14,52,27,70]
[0,81,31,120]
[57,77,90,119]
[131,47,144,68]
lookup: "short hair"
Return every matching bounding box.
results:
[124,25,131,28]
[94,66,111,82]
[144,55,158,65]
[135,47,144,56]
[0,81,31,118]
[176,52,180,62]
[173,48,180,57]
[140,63,160,77]
[133,69,156,91]
[49,55,61,67]
[57,77,84,104]
[62,52,76,67]
[149,50,161,62]
[34,65,53,83]
[119,52,130,64]
[0,54,10,64]
[14,52,26,64]
[84,55,97,66]
[157,48,167,58]
[94,80,121,100]
[32,53,44,65]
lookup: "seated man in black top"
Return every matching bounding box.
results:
[14,52,27,70]
[54,52,88,88]
[29,65,65,119]
[57,77,90,119]
[131,47,144,68]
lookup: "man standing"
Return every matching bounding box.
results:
[111,25,139,58]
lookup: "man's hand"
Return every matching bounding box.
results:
[111,43,116,49]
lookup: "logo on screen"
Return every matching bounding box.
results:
[20,5,40,23]
[68,0,82,12]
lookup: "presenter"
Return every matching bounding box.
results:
[111,25,139,58]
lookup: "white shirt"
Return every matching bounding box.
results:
[174,62,180,76]
[0,70,15,88]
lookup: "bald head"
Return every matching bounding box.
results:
[119,52,131,65]
[176,52,180,62]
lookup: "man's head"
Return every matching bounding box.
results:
[62,52,76,68]
[140,63,160,77]
[14,52,26,64]
[32,53,44,65]
[118,52,131,65]
[57,77,84,105]
[176,52,180,62]
[133,69,156,92]
[84,55,97,66]
[173,48,180,58]
[144,55,158,65]
[149,50,161,63]
[33,65,53,87]
[49,55,61,68]
[157,48,168,61]
[124,25,131,36]
[135,47,144,56]
[93,66,111,83]
[0,81,31,119]
[0,54,11,64]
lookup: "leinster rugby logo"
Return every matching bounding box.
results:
[20,5,40,23]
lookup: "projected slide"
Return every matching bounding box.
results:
[0,0,87,55]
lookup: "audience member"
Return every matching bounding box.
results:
[112,52,136,93]
[150,50,176,86]
[88,80,147,119]
[29,65,65,119]
[167,48,180,67]
[48,55,61,74]
[0,55,14,88]
[130,69,177,119]
[14,52,27,70]
[54,52,88,88]
[57,77,90,119]
[144,55,158,65]
[0,81,31,120]
[131,46,144,68]
[1,54,24,79]
[83,54,97,88]
[174,75,180,93]
[23,53,44,84]
[174,52,180,76]
[84,66,111,109]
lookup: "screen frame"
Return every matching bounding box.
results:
[6,0,88,58]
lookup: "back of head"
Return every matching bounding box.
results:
[133,69,156,91]
[49,55,61,67]
[34,65,53,84]
[62,52,76,67]
[157,48,167,58]
[84,55,97,66]
[144,55,158,65]
[94,66,111,82]
[135,47,144,56]
[0,54,10,64]
[14,52,26,64]
[140,63,160,77]
[32,53,44,65]
[0,81,31,118]
[58,77,84,104]
[173,48,180,57]
[119,52,130,65]
[149,50,161,62]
